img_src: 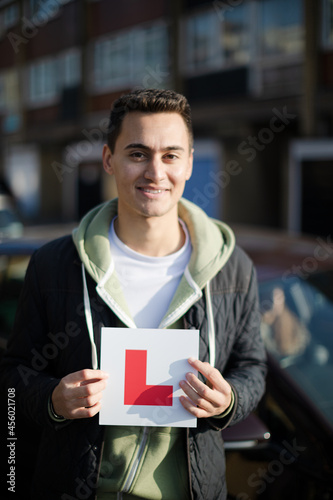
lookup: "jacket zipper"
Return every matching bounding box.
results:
[120,426,150,494]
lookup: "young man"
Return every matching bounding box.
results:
[0,89,266,500]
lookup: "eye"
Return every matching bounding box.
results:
[130,151,146,160]
[164,153,179,161]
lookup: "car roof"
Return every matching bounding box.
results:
[0,238,45,255]
[233,225,333,280]
[0,223,76,255]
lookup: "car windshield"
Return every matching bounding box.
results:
[0,254,30,346]
[259,270,333,427]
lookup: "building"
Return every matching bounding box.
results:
[0,0,332,238]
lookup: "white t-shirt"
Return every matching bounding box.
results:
[108,218,192,328]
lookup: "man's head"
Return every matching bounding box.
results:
[102,89,193,225]
[107,88,193,153]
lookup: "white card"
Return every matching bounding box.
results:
[99,327,199,427]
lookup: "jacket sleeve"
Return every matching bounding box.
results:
[209,264,267,431]
[222,264,267,427]
[0,253,63,429]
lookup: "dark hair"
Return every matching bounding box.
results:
[107,88,193,152]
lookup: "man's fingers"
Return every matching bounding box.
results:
[71,401,102,419]
[51,369,109,419]
[61,370,109,400]
[179,395,209,419]
[179,358,233,418]
[183,372,221,407]
[75,378,109,399]
[188,358,226,392]
[179,379,212,412]
[64,369,109,386]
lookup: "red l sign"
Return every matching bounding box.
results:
[124,349,173,406]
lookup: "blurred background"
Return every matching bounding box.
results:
[0,0,332,238]
[1,4,333,498]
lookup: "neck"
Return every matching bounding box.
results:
[114,213,185,257]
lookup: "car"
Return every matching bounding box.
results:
[0,224,76,359]
[0,225,333,499]
[224,227,333,500]
[0,185,24,239]
[0,239,45,357]
[0,225,75,500]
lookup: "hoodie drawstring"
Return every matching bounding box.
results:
[82,263,215,370]
[82,263,98,370]
[205,280,216,368]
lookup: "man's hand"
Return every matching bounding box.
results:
[179,358,232,418]
[51,369,109,419]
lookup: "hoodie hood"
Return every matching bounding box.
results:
[178,198,235,288]
[72,197,235,328]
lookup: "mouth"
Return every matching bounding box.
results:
[138,187,167,194]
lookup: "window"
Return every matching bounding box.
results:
[3,2,19,29]
[136,25,169,84]
[223,4,250,65]
[29,0,71,18]
[29,58,58,104]
[60,49,81,88]
[27,49,81,106]
[322,0,333,48]
[186,11,223,72]
[0,69,20,111]
[0,2,19,37]
[94,33,132,89]
[0,255,31,341]
[0,70,21,133]
[260,271,333,426]
[0,74,5,110]
[184,3,250,75]
[288,140,333,236]
[92,23,169,92]
[258,0,304,57]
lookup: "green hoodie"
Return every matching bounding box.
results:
[72,197,235,500]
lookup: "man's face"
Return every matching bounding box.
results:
[103,111,193,222]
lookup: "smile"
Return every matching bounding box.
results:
[140,188,164,194]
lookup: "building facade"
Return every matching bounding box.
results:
[0,0,332,238]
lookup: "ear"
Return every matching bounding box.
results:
[102,144,114,176]
[185,148,194,181]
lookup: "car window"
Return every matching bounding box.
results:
[0,255,30,345]
[259,271,333,426]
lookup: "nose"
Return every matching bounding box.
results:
[144,155,166,183]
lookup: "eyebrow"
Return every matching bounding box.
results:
[124,143,185,152]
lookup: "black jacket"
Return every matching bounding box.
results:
[0,235,266,500]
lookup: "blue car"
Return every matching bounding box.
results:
[224,228,333,499]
